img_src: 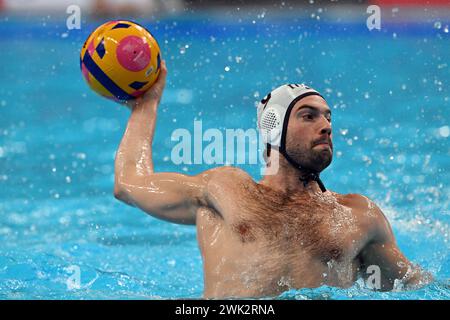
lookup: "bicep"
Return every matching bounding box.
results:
[115,171,209,225]
[360,205,433,291]
[360,240,411,291]
[359,204,413,290]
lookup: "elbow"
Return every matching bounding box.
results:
[113,183,137,207]
[113,171,130,201]
[113,185,134,206]
[114,184,127,201]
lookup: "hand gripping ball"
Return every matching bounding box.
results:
[80,20,161,102]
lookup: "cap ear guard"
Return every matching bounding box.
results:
[259,105,283,147]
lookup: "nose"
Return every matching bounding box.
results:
[319,117,332,136]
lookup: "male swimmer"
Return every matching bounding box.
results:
[114,60,431,298]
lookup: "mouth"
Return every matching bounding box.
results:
[313,139,333,150]
[313,140,331,146]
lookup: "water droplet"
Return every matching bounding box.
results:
[168,259,176,267]
[438,125,449,138]
[75,153,86,160]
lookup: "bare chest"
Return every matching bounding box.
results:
[196,195,364,297]
[197,178,370,297]
[238,195,360,261]
[198,191,365,267]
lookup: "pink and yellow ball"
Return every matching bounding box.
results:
[80,20,161,102]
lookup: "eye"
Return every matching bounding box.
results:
[302,114,314,120]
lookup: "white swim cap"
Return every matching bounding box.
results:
[257,83,327,192]
[257,83,324,148]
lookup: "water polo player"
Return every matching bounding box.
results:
[113,60,431,298]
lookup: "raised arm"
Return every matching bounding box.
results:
[114,61,212,225]
[359,200,433,291]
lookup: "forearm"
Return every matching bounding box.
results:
[111,60,203,223]
[115,101,158,185]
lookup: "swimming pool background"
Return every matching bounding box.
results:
[0,10,449,299]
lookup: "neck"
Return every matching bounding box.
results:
[260,150,324,195]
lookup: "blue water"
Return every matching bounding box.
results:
[0,11,449,299]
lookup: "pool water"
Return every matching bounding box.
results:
[0,10,449,299]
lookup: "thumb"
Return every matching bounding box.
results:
[142,60,167,102]
[154,59,167,89]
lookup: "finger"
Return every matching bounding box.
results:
[161,59,167,73]
[156,60,167,86]
[140,60,167,101]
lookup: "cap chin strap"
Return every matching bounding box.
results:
[279,147,327,192]
[277,91,327,193]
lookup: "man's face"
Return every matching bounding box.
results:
[284,95,333,172]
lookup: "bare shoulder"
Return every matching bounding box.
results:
[205,166,255,187]
[200,166,256,222]
[345,194,393,242]
[337,193,387,225]
[338,193,377,212]
[204,166,257,201]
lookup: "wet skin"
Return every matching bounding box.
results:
[196,168,383,297]
[113,62,430,298]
